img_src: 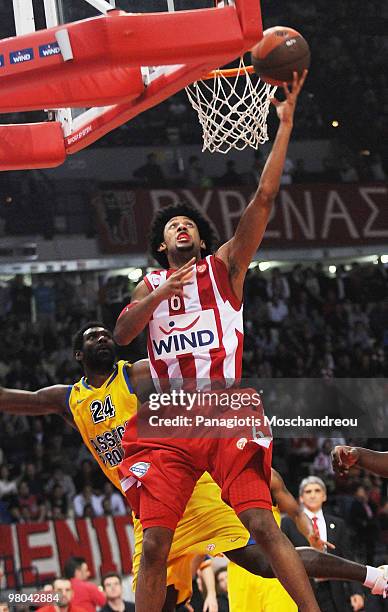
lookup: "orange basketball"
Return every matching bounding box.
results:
[251,26,310,87]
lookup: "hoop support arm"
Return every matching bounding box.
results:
[0,122,65,170]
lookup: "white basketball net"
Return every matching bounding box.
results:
[185,58,277,154]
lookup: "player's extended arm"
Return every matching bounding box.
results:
[0,385,68,416]
[114,258,195,345]
[332,445,388,478]
[216,71,307,300]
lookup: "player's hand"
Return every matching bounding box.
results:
[203,593,218,612]
[155,257,195,300]
[270,69,308,125]
[331,445,360,476]
[308,532,336,551]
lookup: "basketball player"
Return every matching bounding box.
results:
[114,70,329,612]
[332,446,388,478]
[0,322,386,610]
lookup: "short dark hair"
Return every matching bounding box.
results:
[72,321,109,354]
[149,204,217,269]
[101,572,122,588]
[64,557,86,579]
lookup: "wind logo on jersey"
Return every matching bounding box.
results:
[150,310,219,357]
[129,462,150,478]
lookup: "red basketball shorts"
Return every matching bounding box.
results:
[119,388,273,530]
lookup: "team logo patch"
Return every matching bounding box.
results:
[129,461,150,478]
[150,274,160,287]
[236,437,248,450]
[197,264,207,274]
[206,543,216,552]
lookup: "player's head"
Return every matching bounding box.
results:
[149,203,216,269]
[102,572,123,601]
[299,476,327,512]
[52,577,73,609]
[64,556,90,581]
[73,322,116,374]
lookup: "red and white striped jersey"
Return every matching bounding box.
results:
[144,255,244,391]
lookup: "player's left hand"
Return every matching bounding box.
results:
[203,593,218,612]
[308,532,336,551]
[270,69,308,125]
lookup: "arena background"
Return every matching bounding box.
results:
[0,0,387,610]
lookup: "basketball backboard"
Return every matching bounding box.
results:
[0,0,263,168]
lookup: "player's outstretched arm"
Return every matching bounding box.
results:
[114,258,195,345]
[332,445,388,478]
[0,385,68,416]
[216,70,307,299]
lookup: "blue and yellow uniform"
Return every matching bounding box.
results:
[67,360,138,488]
[67,360,249,604]
[227,506,297,612]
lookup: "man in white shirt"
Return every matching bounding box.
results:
[282,476,363,612]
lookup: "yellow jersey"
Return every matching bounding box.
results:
[67,360,138,489]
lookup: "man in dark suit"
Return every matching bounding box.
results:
[282,476,357,612]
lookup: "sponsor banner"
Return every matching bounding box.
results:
[135,378,388,439]
[39,43,61,58]
[9,48,34,64]
[92,184,388,254]
[0,515,134,588]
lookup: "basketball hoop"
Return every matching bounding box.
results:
[185,58,276,154]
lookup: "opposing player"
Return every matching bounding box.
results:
[332,446,388,478]
[0,322,386,609]
[114,70,325,612]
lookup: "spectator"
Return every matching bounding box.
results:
[45,466,76,503]
[39,577,85,612]
[73,485,103,518]
[215,568,229,612]
[101,482,127,516]
[14,480,44,522]
[267,296,289,325]
[133,153,165,187]
[101,573,135,612]
[0,465,17,499]
[282,476,358,612]
[64,556,106,612]
[184,155,211,188]
[218,160,242,186]
[349,485,379,565]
